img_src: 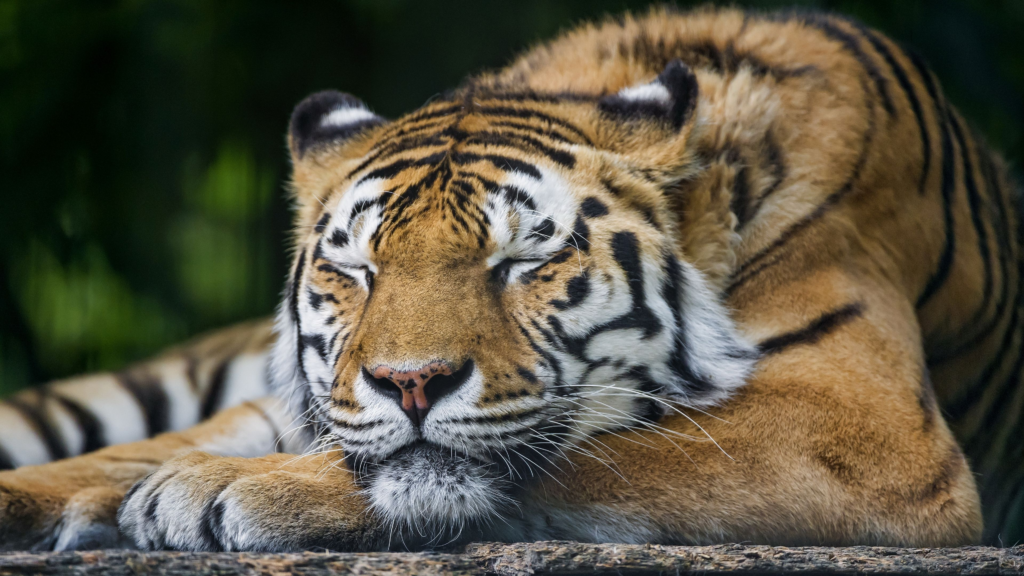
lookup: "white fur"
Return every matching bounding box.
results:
[675,259,757,404]
[321,106,377,128]
[485,167,580,272]
[150,358,201,432]
[366,445,510,537]
[216,353,273,412]
[44,397,85,456]
[0,404,53,466]
[616,82,672,104]
[54,374,148,446]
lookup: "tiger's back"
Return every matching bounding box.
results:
[0,6,1020,546]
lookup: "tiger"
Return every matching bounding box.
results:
[0,5,1019,552]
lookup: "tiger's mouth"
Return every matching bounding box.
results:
[355,441,522,538]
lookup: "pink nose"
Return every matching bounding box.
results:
[372,361,453,417]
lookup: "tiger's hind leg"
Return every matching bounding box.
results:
[0,397,296,551]
[0,318,275,470]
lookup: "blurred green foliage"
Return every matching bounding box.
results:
[1,0,1021,393]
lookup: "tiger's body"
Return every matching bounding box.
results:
[1,7,1020,550]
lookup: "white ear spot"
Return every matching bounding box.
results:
[598,59,699,129]
[321,106,379,129]
[616,82,672,104]
[289,90,386,158]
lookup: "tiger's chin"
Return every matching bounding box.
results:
[361,442,517,545]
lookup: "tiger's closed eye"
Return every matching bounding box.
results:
[490,258,546,286]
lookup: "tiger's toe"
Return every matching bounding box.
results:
[53,487,132,551]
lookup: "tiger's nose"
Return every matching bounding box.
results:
[366,360,473,427]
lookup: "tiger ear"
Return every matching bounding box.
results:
[598,59,699,129]
[288,90,386,161]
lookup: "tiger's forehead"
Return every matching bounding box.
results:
[341,94,592,184]
[316,98,593,258]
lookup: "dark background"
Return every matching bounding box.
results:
[1,0,1021,394]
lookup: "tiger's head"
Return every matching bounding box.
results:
[270,60,757,542]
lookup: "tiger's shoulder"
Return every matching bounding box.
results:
[473,6,924,294]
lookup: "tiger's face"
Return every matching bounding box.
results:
[271,62,756,541]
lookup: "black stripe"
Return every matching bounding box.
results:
[729,152,753,227]
[964,323,1024,459]
[358,151,447,183]
[289,250,306,326]
[944,289,1021,422]
[185,355,200,393]
[915,103,957,309]
[602,232,661,338]
[487,120,577,145]
[600,177,663,230]
[200,359,233,420]
[116,371,170,437]
[450,407,544,426]
[856,26,931,194]
[581,197,609,218]
[550,274,590,310]
[450,151,542,180]
[662,252,718,394]
[374,185,424,251]
[313,213,331,234]
[50,393,106,453]
[903,49,958,312]
[498,186,536,212]
[464,172,500,194]
[726,173,861,297]
[301,333,330,361]
[330,418,389,433]
[571,215,590,252]
[793,12,895,115]
[949,113,995,339]
[928,142,1014,364]
[740,129,787,229]
[465,131,576,169]
[758,303,864,356]
[244,401,283,453]
[0,444,14,470]
[348,131,451,180]
[515,321,565,393]
[329,228,350,247]
[6,395,68,461]
[295,118,384,158]
[727,74,876,297]
[516,366,539,384]
[371,104,462,140]
[905,48,941,105]
[475,106,593,146]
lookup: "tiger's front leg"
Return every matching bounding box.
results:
[0,397,294,551]
[117,451,382,552]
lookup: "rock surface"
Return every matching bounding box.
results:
[0,542,1021,575]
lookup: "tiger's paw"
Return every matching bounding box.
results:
[118,451,382,552]
[0,467,136,551]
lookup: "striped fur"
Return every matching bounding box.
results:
[0,6,1019,550]
[0,320,275,469]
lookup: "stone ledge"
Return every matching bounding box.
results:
[0,542,1021,575]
